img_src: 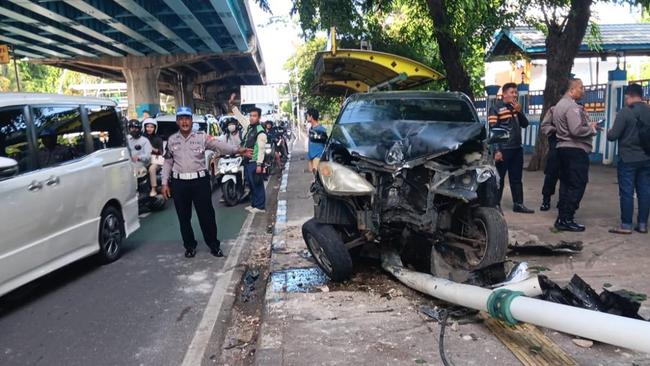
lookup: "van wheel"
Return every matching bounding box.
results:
[98,206,124,264]
[302,218,353,282]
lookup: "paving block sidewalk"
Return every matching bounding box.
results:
[255,144,650,366]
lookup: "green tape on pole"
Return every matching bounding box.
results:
[487,288,524,326]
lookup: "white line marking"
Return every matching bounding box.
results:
[181,211,256,366]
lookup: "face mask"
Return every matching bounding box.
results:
[228,125,237,132]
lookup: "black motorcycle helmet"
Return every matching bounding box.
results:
[128,119,142,138]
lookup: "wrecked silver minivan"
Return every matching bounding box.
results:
[302,91,509,281]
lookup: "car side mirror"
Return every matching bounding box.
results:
[488,127,510,144]
[0,157,19,180]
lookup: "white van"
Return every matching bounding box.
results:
[0,93,139,297]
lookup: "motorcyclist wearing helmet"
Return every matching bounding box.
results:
[127,119,152,167]
[37,128,74,167]
[218,118,242,148]
[143,118,164,197]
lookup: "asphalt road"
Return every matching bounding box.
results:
[0,189,248,366]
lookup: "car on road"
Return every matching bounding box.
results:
[0,93,140,297]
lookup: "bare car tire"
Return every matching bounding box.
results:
[302,218,353,282]
[470,207,508,269]
[98,206,124,264]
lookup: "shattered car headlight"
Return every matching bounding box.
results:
[385,141,404,165]
[476,167,495,183]
[318,161,374,196]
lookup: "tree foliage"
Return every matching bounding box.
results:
[525,0,650,170]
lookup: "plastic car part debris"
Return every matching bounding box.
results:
[539,274,647,320]
[508,240,583,255]
[489,262,531,288]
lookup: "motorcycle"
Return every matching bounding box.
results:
[217,155,246,206]
[302,91,509,283]
[135,164,166,212]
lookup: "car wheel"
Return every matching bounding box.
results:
[302,218,353,282]
[464,207,508,269]
[98,206,124,264]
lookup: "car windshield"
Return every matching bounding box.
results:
[337,97,477,124]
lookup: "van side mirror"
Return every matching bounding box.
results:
[0,157,19,180]
[488,127,510,145]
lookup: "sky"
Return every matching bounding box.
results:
[248,0,644,84]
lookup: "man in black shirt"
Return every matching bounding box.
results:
[488,83,535,214]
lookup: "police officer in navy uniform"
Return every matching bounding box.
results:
[161,107,252,258]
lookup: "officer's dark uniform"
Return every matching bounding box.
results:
[162,128,239,255]
[488,100,533,213]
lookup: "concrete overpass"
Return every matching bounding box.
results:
[0,0,266,117]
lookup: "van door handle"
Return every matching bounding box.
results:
[28,181,43,192]
[45,176,60,186]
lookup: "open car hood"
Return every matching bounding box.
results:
[330,120,485,163]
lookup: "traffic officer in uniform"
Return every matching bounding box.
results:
[161,107,252,258]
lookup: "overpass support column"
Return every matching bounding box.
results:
[123,66,160,119]
[173,74,196,112]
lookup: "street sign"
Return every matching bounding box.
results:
[0,45,10,64]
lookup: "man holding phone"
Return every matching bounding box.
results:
[487,82,535,214]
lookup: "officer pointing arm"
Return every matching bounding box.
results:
[159,107,252,259]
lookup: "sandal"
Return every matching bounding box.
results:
[608,228,633,235]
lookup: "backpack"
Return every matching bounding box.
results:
[632,104,650,156]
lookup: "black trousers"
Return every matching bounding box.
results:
[557,147,590,220]
[170,176,219,251]
[542,136,559,199]
[495,147,525,205]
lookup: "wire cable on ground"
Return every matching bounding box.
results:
[438,309,454,366]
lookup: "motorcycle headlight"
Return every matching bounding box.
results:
[318,161,374,196]
[476,167,495,183]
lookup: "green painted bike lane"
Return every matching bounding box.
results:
[128,193,248,243]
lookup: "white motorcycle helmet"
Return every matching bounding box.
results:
[142,117,158,134]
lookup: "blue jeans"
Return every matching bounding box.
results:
[244,162,265,209]
[617,159,650,229]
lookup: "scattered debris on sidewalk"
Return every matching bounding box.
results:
[539,274,647,320]
[508,229,583,255]
[508,240,583,255]
[241,268,260,303]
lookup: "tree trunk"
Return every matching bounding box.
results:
[427,0,474,100]
[528,0,593,170]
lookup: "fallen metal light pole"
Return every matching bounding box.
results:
[381,250,650,353]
